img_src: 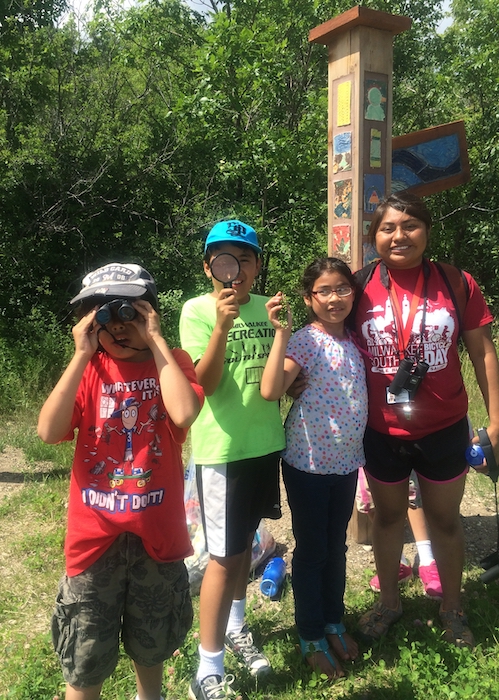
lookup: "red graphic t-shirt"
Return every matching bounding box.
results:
[354,262,493,439]
[63,349,204,576]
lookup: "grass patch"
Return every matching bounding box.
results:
[461,349,497,504]
[0,478,68,658]
[2,451,499,699]
[462,350,489,433]
[0,414,74,472]
[2,634,65,700]
[2,350,499,698]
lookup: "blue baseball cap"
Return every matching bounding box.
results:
[204,219,262,254]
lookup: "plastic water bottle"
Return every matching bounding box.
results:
[466,444,485,466]
[260,557,286,597]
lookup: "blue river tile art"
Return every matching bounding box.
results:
[391,133,462,192]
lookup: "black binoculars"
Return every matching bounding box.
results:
[95,299,136,325]
[389,356,429,398]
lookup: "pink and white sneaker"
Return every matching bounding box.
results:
[369,562,413,593]
[418,561,443,600]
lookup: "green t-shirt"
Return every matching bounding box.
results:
[179,293,285,464]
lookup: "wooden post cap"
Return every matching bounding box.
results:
[309,5,411,45]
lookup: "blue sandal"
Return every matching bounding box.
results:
[299,636,337,669]
[324,622,348,656]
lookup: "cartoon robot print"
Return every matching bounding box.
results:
[104,397,152,488]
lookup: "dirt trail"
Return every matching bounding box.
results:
[1,446,496,590]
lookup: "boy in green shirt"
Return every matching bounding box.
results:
[180,220,285,700]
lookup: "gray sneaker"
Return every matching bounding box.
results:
[224,625,271,677]
[188,674,236,700]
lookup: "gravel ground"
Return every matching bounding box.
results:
[248,469,499,595]
[1,445,496,595]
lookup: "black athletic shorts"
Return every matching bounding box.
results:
[364,416,469,484]
[196,452,281,557]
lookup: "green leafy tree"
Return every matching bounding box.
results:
[423,0,499,309]
[0,0,206,336]
[3,0,499,349]
[182,0,334,313]
[0,0,68,30]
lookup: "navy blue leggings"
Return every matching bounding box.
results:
[282,460,357,641]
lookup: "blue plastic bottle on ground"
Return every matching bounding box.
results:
[260,557,286,597]
[466,444,485,466]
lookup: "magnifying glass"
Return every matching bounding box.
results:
[210,253,240,288]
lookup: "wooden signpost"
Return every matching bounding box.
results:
[309,6,470,275]
[309,6,471,542]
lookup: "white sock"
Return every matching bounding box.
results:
[226,597,246,635]
[400,552,410,566]
[197,645,225,681]
[416,539,434,567]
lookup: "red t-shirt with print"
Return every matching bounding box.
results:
[63,349,204,576]
[354,261,493,439]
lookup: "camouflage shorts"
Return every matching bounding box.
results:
[52,532,193,688]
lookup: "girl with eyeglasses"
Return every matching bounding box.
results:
[261,257,368,681]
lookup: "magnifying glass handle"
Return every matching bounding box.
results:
[223,281,233,289]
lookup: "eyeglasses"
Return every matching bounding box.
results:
[311,286,353,300]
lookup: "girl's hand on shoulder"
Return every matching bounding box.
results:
[286,370,308,400]
[132,300,163,344]
[266,292,292,332]
[72,308,99,358]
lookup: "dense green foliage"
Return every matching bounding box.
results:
[1,0,499,387]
